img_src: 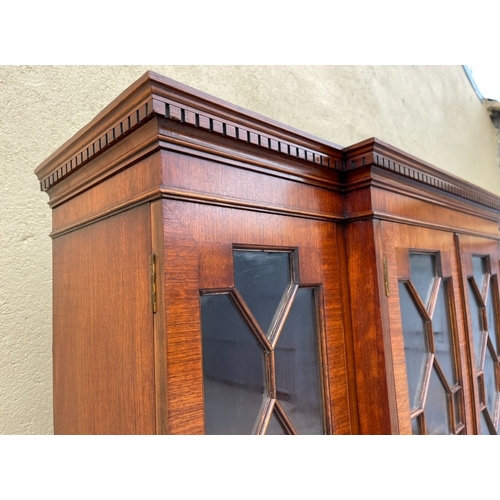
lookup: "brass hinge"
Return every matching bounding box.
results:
[150,254,157,313]
[383,256,390,297]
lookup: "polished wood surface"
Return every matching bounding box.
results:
[343,219,398,434]
[36,72,500,434]
[52,205,155,434]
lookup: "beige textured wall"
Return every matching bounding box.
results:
[1,65,498,434]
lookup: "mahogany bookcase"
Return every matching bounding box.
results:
[35,71,500,434]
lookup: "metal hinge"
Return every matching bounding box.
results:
[383,256,390,297]
[150,254,157,313]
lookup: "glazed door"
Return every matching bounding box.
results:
[382,223,472,434]
[457,235,500,434]
[153,199,353,435]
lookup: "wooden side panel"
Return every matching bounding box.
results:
[52,204,155,434]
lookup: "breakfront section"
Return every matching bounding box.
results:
[343,139,500,434]
[35,72,500,434]
[35,71,355,434]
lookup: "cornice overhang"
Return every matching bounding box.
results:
[343,137,500,212]
[35,71,344,192]
[35,72,500,216]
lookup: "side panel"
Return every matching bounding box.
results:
[52,204,155,434]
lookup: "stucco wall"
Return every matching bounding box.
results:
[1,65,498,434]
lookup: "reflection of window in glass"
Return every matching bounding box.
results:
[398,252,464,434]
[467,256,500,434]
[200,249,325,435]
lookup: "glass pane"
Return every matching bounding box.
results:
[275,288,323,435]
[399,282,429,410]
[432,281,457,384]
[486,282,499,355]
[468,281,485,370]
[234,251,291,334]
[265,411,287,435]
[411,416,421,435]
[484,343,498,418]
[480,409,492,435]
[472,256,486,293]
[478,374,485,405]
[200,294,265,435]
[409,253,436,307]
[453,390,463,429]
[425,368,451,435]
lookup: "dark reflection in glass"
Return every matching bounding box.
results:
[486,283,499,355]
[234,251,291,334]
[468,281,485,370]
[399,282,429,410]
[484,344,498,418]
[433,282,456,384]
[472,256,486,293]
[480,410,492,435]
[276,288,323,434]
[265,411,287,435]
[409,253,436,307]
[411,416,421,435]
[200,294,265,435]
[453,390,462,428]
[425,368,450,435]
[478,374,485,405]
